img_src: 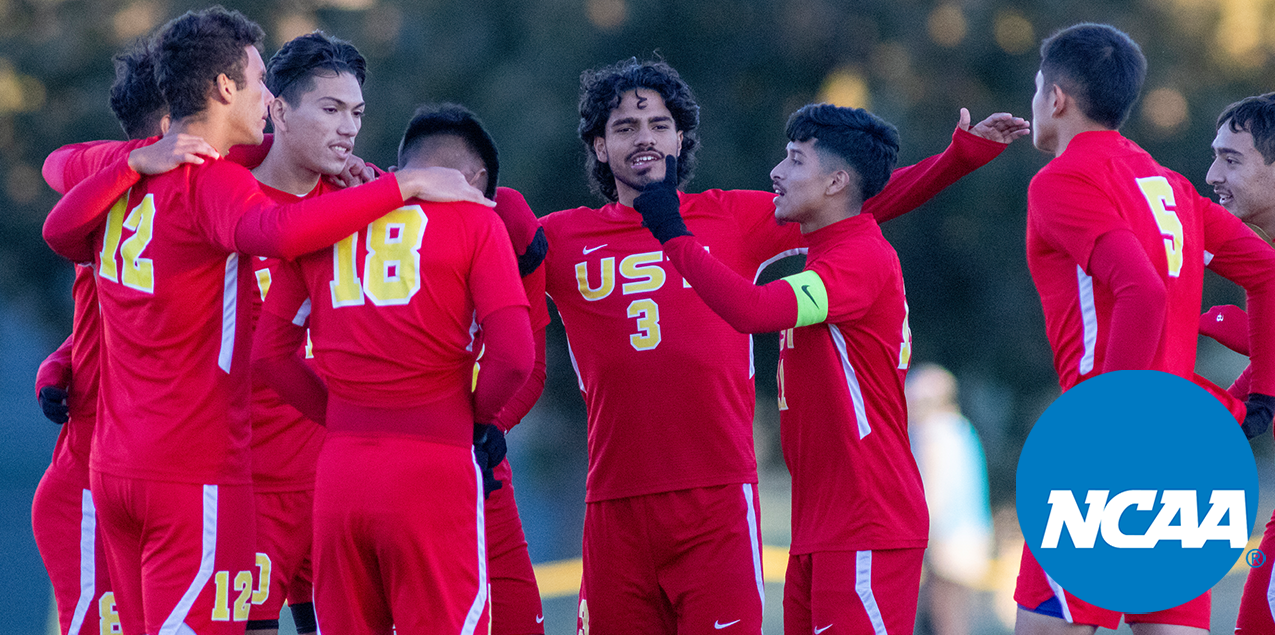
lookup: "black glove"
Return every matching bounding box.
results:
[1243,393,1275,439]
[38,386,69,424]
[473,423,506,498]
[633,155,690,244]
[518,227,548,277]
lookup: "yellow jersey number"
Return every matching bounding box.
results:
[330,206,428,308]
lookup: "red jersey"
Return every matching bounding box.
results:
[248,181,328,492]
[1027,131,1269,391]
[41,265,101,482]
[89,159,403,484]
[541,126,1007,502]
[261,199,528,414]
[780,215,926,553]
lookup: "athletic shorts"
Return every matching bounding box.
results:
[578,483,765,635]
[248,488,314,622]
[90,471,256,635]
[487,458,544,635]
[312,433,488,635]
[784,548,924,635]
[1014,544,1210,630]
[32,463,116,635]
[1236,507,1275,634]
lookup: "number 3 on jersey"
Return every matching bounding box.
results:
[330,206,428,307]
[1136,176,1184,278]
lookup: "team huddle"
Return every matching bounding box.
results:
[26,6,1275,635]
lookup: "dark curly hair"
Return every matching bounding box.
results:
[578,58,699,202]
[785,104,899,202]
[109,37,168,140]
[155,6,265,121]
[397,103,500,199]
[1218,93,1275,165]
[267,31,366,106]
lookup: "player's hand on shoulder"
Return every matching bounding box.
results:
[493,187,548,276]
[127,133,220,174]
[634,154,691,244]
[959,108,1030,144]
[395,166,495,207]
[37,385,69,424]
[324,154,378,189]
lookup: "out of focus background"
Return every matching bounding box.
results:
[2,0,1273,632]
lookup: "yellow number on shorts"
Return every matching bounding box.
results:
[252,552,271,605]
[97,195,129,283]
[233,570,253,620]
[1136,176,1184,278]
[329,206,428,308]
[99,592,121,635]
[898,300,913,370]
[211,570,253,621]
[627,298,661,350]
[578,598,590,635]
[255,266,272,302]
[119,194,156,293]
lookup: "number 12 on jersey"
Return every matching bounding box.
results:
[329,206,428,308]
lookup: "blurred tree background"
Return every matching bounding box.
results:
[0,0,1270,630]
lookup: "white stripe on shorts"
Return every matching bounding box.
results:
[1044,573,1076,624]
[742,484,765,609]
[160,485,218,635]
[461,449,489,635]
[855,551,890,635]
[68,488,97,635]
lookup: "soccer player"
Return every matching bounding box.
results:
[631,103,926,635]
[1188,92,1275,635]
[38,7,491,634]
[539,57,1027,635]
[250,103,533,634]
[1013,23,1275,635]
[396,102,549,635]
[31,35,172,635]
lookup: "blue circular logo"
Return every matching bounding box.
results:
[1016,370,1257,614]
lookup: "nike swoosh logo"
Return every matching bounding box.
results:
[815,625,833,634]
[801,284,818,308]
[714,620,741,629]
[583,244,607,254]
[536,615,545,624]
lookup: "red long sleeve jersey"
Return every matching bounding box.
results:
[261,199,528,412]
[541,128,1007,502]
[43,266,101,481]
[1028,131,1275,392]
[780,216,926,553]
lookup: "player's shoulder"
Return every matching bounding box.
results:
[539,202,606,236]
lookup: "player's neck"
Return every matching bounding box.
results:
[800,200,861,234]
[616,182,640,208]
[1050,117,1114,157]
[252,143,322,197]
[169,113,239,157]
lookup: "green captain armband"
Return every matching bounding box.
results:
[783,270,829,327]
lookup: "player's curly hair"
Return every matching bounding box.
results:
[785,104,899,202]
[578,58,699,202]
[1039,23,1146,130]
[109,37,168,140]
[154,6,265,121]
[1218,93,1275,165]
[267,31,366,106]
[397,103,500,199]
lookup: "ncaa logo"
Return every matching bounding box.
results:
[1016,371,1257,613]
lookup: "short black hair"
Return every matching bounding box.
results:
[109,37,168,140]
[154,6,265,121]
[578,58,699,202]
[785,104,899,202]
[398,103,500,199]
[1039,23,1146,130]
[1218,93,1275,165]
[266,31,366,106]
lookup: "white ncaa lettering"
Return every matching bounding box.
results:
[1041,489,1247,549]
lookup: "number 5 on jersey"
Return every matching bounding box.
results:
[330,206,428,307]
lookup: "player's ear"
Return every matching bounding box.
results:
[469,167,488,190]
[214,73,236,105]
[825,169,851,198]
[593,135,609,164]
[159,114,172,135]
[269,98,289,131]
[1050,84,1068,117]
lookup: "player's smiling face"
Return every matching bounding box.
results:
[273,71,364,177]
[1207,124,1275,225]
[770,138,836,227]
[593,88,682,205]
[230,45,273,147]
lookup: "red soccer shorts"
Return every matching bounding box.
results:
[248,488,314,622]
[487,458,544,635]
[32,463,116,635]
[1014,544,1210,630]
[1236,507,1275,634]
[578,483,765,635]
[312,433,489,635]
[90,471,256,635]
[783,548,924,635]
